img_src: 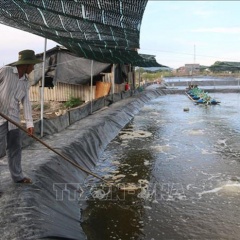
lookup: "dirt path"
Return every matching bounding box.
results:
[20,101,70,123]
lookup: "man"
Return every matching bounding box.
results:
[0,50,42,183]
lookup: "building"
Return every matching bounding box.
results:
[177,64,200,76]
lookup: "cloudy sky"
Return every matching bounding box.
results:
[139,1,240,68]
[1,1,240,69]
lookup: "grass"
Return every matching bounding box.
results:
[64,96,84,109]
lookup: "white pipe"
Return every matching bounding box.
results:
[40,38,47,137]
[90,60,93,114]
[112,64,115,94]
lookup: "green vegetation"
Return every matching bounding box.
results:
[64,96,83,108]
[135,68,174,82]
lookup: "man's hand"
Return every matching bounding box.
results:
[27,127,34,136]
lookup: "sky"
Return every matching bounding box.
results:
[1,1,240,69]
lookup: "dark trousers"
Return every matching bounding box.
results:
[0,122,24,182]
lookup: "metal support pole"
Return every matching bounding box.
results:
[90,60,93,114]
[129,64,132,86]
[40,38,47,137]
[112,64,115,94]
[132,66,135,90]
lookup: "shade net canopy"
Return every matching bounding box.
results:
[209,61,240,73]
[0,0,163,67]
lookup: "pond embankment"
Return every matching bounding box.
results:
[0,85,166,240]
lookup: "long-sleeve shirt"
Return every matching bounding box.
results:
[0,66,34,130]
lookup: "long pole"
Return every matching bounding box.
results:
[40,38,47,137]
[194,44,196,64]
[0,111,108,183]
[112,64,115,94]
[191,44,196,86]
[138,68,141,87]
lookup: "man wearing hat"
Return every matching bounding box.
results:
[0,50,42,183]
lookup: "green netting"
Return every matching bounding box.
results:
[209,61,240,73]
[0,0,162,66]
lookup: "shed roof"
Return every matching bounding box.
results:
[209,61,240,72]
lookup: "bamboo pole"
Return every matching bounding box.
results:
[0,111,108,183]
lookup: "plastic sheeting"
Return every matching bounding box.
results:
[54,51,111,85]
[95,81,111,98]
[30,46,111,86]
[0,88,165,240]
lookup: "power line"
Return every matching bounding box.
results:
[139,48,240,62]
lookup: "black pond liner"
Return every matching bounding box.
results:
[0,88,165,240]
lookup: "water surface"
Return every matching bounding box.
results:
[81,92,240,240]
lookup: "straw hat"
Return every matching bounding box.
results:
[12,50,43,66]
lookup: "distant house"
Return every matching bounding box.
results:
[176,64,200,76]
[176,66,186,75]
[185,64,200,75]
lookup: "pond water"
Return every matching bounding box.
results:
[80,92,240,240]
